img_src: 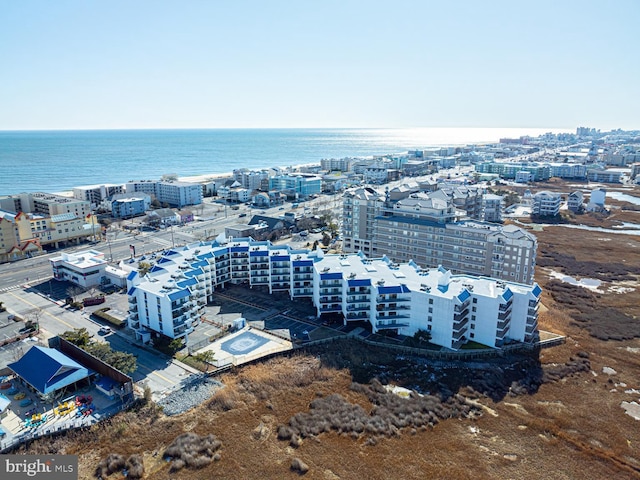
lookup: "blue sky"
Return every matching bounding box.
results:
[1,1,638,130]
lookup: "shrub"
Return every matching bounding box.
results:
[125,454,145,480]
[95,453,126,478]
[291,458,309,474]
[163,432,222,472]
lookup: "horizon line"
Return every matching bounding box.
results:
[0,125,598,134]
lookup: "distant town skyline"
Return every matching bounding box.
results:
[1,1,638,131]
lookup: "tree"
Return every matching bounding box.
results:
[138,261,152,277]
[24,308,43,330]
[85,342,137,374]
[413,329,432,345]
[193,350,215,372]
[321,233,331,247]
[61,328,93,347]
[66,285,86,302]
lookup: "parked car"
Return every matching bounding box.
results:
[99,326,112,335]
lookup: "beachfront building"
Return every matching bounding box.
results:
[127,240,540,348]
[531,191,562,217]
[269,173,322,199]
[342,187,537,284]
[233,169,271,191]
[0,192,91,219]
[126,180,203,208]
[73,184,126,208]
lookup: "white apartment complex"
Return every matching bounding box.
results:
[73,184,125,207]
[127,240,540,349]
[126,180,203,208]
[343,187,536,284]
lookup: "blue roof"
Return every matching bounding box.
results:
[320,272,343,280]
[293,260,313,267]
[457,289,470,302]
[502,288,513,302]
[168,289,191,301]
[437,284,449,293]
[250,250,268,257]
[184,268,203,277]
[150,265,166,273]
[348,279,371,287]
[197,252,214,260]
[8,346,90,395]
[127,286,137,296]
[177,278,197,288]
[378,285,410,294]
[214,249,229,257]
[271,255,290,261]
[165,249,180,256]
[157,257,173,264]
[532,284,542,298]
[230,246,249,253]
[127,271,138,281]
[192,260,208,268]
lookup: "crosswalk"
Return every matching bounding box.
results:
[0,284,21,293]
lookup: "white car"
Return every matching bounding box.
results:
[99,326,112,335]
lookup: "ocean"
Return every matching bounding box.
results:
[0,127,564,195]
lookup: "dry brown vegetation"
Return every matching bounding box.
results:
[13,186,640,479]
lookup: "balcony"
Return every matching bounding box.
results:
[376,312,410,320]
[375,321,409,330]
[496,318,510,331]
[128,297,137,305]
[377,304,410,312]
[453,308,469,322]
[453,317,469,332]
[347,295,370,303]
[129,320,140,329]
[497,309,511,321]
[346,305,370,312]
[376,296,410,303]
[346,312,369,320]
[319,305,342,312]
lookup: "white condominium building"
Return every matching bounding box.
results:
[126,239,540,350]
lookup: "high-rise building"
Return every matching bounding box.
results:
[342,187,536,284]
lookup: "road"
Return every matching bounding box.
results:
[0,286,191,401]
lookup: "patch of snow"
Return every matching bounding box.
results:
[602,366,617,375]
[621,401,640,421]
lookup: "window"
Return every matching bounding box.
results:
[428,307,433,313]
[472,298,477,304]
[472,306,476,312]
[428,298,433,304]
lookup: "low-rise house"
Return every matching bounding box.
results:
[567,191,584,212]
